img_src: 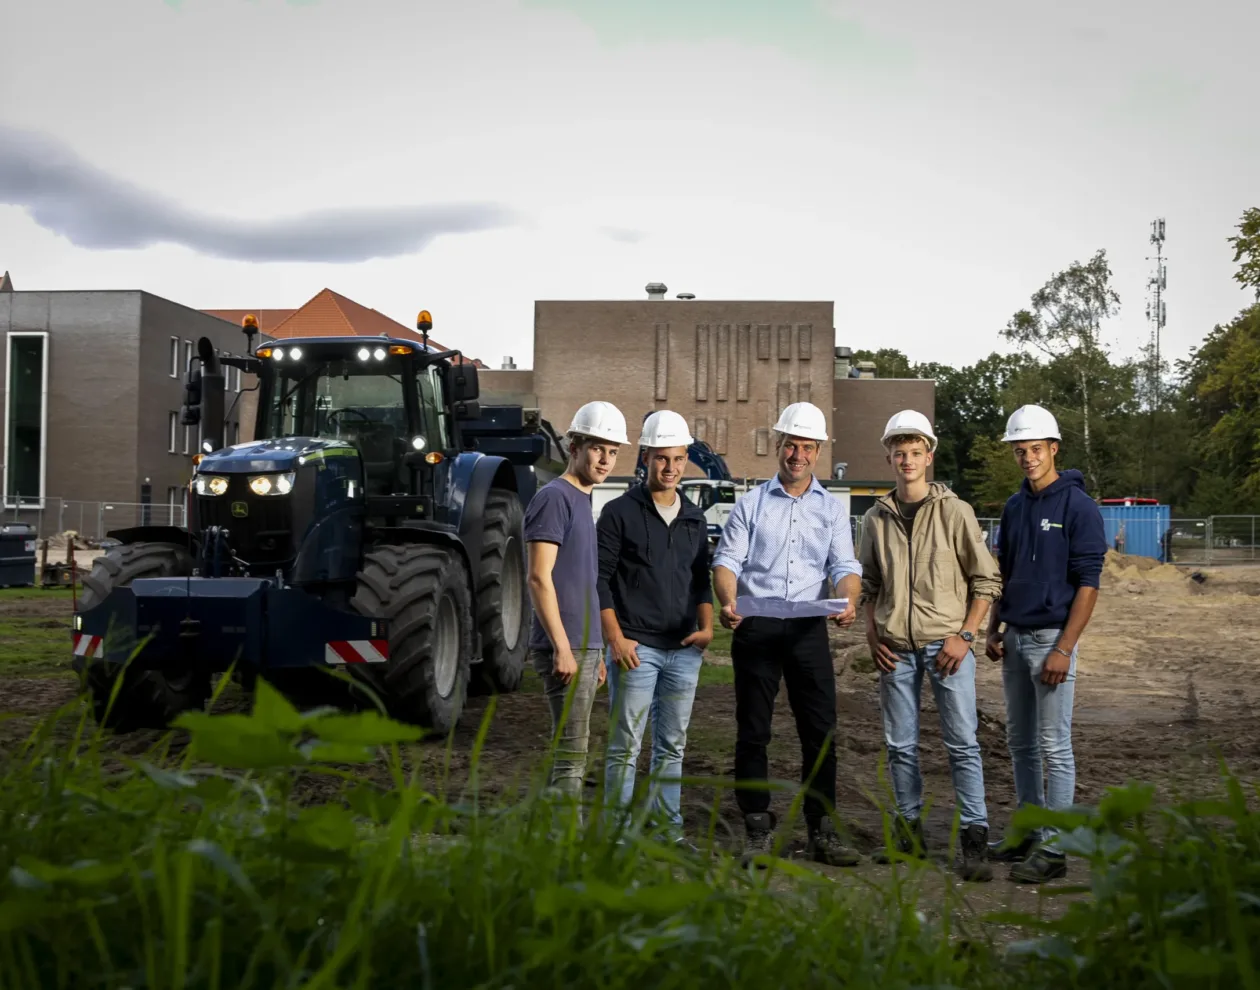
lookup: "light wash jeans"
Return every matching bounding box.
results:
[878,639,988,828]
[604,644,704,833]
[530,647,604,804]
[1001,626,1077,847]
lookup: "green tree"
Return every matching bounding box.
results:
[850,348,915,379]
[964,436,1025,512]
[1002,249,1121,493]
[1227,207,1260,302]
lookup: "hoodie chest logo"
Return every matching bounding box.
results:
[1040,519,1063,531]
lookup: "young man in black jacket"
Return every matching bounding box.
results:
[596,410,714,841]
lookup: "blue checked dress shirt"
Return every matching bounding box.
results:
[711,475,862,602]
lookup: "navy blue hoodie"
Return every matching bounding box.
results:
[996,469,1107,629]
[596,484,712,650]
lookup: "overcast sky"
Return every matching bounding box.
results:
[2,0,1256,371]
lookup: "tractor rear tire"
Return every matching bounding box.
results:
[350,544,474,733]
[75,541,210,733]
[469,487,530,696]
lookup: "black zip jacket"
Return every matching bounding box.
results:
[596,484,712,650]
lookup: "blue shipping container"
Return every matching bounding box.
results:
[1098,504,1171,561]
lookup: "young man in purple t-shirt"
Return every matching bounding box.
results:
[525,400,628,805]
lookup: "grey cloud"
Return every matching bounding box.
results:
[600,226,647,244]
[0,123,523,263]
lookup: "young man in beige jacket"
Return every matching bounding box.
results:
[858,411,1002,881]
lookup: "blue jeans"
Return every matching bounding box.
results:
[604,644,703,832]
[878,640,988,828]
[1002,626,1077,846]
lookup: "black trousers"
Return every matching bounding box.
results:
[731,615,836,824]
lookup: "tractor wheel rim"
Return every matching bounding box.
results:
[501,536,523,651]
[434,594,460,698]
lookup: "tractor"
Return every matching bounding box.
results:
[72,312,554,734]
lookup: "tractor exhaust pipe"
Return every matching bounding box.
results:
[196,337,225,453]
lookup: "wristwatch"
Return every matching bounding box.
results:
[957,631,974,644]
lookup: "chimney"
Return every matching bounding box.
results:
[645,282,668,300]
[855,360,877,379]
[501,356,517,370]
[676,292,695,300]
[833,345,852,380]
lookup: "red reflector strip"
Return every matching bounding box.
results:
[72,632,103,658]
[324,640,390,665]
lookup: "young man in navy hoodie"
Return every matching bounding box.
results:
[596,410,713,843]
[984,404,1108,883]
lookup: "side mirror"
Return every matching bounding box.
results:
[452,399,481,421]
[181,366,202,425]
[445,361,479,402]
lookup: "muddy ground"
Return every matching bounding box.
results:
[3,553,1259,933]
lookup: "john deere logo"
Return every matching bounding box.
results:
[231,501,249,518]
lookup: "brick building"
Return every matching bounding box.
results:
[479,285,937,491]
[511,287,837,479]
[0,283,258,531]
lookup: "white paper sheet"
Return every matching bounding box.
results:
[734,596,850,619]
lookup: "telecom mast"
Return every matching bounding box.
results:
[1145,218,1167,407]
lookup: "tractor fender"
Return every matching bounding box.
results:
[105,526,197,550]
[448,452,518,573]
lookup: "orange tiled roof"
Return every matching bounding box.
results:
[203,308,297,332]
[207,290,485,367]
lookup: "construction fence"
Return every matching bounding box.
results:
[5,498,1259,566]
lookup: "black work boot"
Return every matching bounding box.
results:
[955,823,994,882]
[806,818,861,867]
[740,812,778,868]
[988,831,1037,863]
[871,816,927,864]
[1009,848,1068,884]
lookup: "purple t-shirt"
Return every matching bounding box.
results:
[524,477,603,652]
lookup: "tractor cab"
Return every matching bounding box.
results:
[253,336,454,498]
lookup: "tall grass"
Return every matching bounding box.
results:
[0,677,1256,989]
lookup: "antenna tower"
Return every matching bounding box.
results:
[1144,217,1167,408]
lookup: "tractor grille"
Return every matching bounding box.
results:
[197,479,293,566]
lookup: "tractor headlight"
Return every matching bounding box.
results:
[247,472,295,496]
[193,475,230,496]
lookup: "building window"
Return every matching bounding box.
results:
[4,332,49,507]
[169,412,179,453]
[183,339,193,374]
[169,336,180,378]
[167,485,184,526]
[183,423,192,455]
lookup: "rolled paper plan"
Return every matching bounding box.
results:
[734,597,850,619]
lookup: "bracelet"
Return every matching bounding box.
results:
[1052,645,1073,659]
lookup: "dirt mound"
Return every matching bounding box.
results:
[1103,550,1197,596]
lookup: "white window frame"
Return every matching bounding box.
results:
[167,485,183,527]
[169,412,179,453]
[169,336,180,378]
[183,422,192,456]
[2,331,50,510]
[183,339,193,374]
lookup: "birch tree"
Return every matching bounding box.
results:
[1002,249,1120,492]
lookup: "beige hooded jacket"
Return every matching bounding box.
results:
[858,482,1002,652]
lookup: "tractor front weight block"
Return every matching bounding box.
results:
[72,578,390,674]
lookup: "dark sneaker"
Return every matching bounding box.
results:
[955,823,994,882]
[988,831,1037,863]
[806,818,861,868]
[740,812,778,868]
[1009,848,1068,884]
[871,816,927,864]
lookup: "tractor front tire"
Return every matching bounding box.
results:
[351,544,474,734]
[75,541,210,733]
[470,487,530,696]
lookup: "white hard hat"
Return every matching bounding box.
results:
[639,409,694,448]
[772,401,829,442]
[1001,404,1061,443]
[881,409,938,451]
[568,400,629,445]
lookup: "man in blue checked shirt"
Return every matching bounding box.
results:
[712,401,863,867]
